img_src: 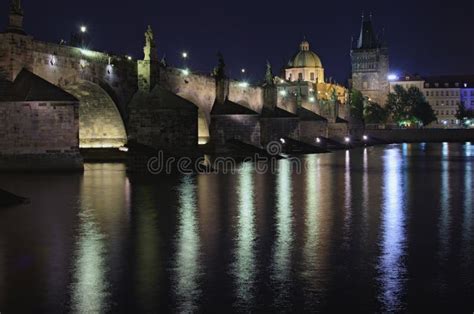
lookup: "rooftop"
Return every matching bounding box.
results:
[211,98,258,115]
[0,69,78,102]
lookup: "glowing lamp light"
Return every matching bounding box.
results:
[443,120,448,125]
[309,96,315,102]
[49,56,56,66]
[388,74,399,81]
[126,55,132,61]
[279,90,287,96]
[363,135,368,141]
[345,137,351,143]
[80,26,87,33]
[182,52,188,59]
[238,81,249,88]
[241,68,246,74]
[119,146,129,152]
[182,68,190,76]
[280,138,286,144]
[316,137,321,144]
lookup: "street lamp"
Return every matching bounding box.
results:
[80,26,87,33]
[182,52,188,59]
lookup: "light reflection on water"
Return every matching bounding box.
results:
[272,159,294,307]
[70,209,109,313]
[173,176,201,314]
[0,144,474,312]
[439,143,451,264]
[378,147,407,312]
[232,163,257,309]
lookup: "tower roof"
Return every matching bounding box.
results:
[356,15,380,49]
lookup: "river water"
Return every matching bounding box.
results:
[0,143,473,313]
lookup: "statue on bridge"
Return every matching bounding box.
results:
[10,0,23,14]
[143,25,158,62]
[213,52,226,79]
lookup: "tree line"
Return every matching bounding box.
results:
[350,85,474,128]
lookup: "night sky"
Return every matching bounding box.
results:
[3,0,473,84]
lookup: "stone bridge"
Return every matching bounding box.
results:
[0,31,266,147]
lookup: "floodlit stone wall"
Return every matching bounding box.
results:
[299,120,328,144]
[0,101,83,170]
[260,118,300,146]
[210,115,261,147]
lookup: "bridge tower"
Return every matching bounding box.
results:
[350,13,389,106]
[6,0,26,35]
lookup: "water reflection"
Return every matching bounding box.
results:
[232,163,257,308]
[378,147,407,311]
[173,176,201,313]
[69,164,130,313]
[462,145,472,264]
[301,155,324,299]
[70,209,109,313]
[362,148,369,234]
[439,143,451,262]
[133,185,161,312]
[272,160,294,306]
[343,150,352,246]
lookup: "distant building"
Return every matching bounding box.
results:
[389,74,474,128]
[285,40,324,84]
[351,14,390,106]
[277,39,349,121]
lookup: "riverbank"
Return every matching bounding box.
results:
[366,128,474,143]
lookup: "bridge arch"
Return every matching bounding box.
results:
[174,91,212,145]
[63,80,127,148]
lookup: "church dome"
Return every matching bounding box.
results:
[287,40,323,68]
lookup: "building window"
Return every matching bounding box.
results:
[298,73,303,81]
[363,81,368,89]
[288,73,292,81]
[310,72,315,81]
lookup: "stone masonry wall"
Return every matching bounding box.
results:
[0,101,83,170]
[299,120,328,144]
[260,118,300,146]
[210,115,261,147]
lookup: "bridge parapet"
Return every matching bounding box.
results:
[0,32,137,118]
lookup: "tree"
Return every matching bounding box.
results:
[408,87,436,126]
[349,89,365,122]
[386,85,436,127]
[364,102,388,124]
[456,102,474,128]
[456,102,474,119]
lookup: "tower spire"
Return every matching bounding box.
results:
[6,0,25,34]
[357,13,379,49]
